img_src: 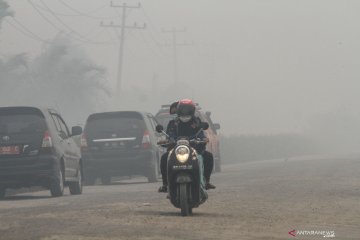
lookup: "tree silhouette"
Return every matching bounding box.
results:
[0,34,110,125]
[0,0,13,29]
[30,34,110,123]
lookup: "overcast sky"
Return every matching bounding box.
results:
[1,0,360,135]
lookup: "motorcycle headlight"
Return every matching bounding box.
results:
[175,145,190,163]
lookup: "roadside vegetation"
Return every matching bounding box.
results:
[220,134,318,164]
[0,34,110,124]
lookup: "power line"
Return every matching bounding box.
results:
[39,0,99,43]
[59,0,107,14]
[136,29,166,59]
[5,18,48,43]
[28,0,117,45]
[28,0,64,32]
[140,7,163,44]
[5,17,116,48]
[140,6,169,56]
[56,0,120,19]
[72,28,118,47]
[162,28,193,84]
[31,2,97,17]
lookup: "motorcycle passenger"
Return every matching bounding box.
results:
[169,101,178,115]
[202,151,216,189]
[158,99,213,193]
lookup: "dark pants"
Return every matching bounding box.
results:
[203,151,214,183]
[160,150,214,185]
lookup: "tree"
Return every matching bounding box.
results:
[30,34,110,124]
[0,0,13,29]
[0,33,110,124]
[0,53,30,105]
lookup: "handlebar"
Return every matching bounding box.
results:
[157,140,175,147]
[189,138,209,145]
[157,138,209,147]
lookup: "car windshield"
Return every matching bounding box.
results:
[86,113,145,139]
[0,114,46,135]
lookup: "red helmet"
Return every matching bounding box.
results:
[177,99,195,120]
[178,99,194,106]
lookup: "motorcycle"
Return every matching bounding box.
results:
[156,122,209,216]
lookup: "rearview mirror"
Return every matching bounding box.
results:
[71,126,83,136]
[156,125,164,133]
[201,122,209,130]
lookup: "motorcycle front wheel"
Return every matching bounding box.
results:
[179,183,191,216]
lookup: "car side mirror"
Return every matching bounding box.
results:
[213,123,220,130]
[201,122,209,130]
[205,111,211,117]
[156,125,164,133]
[71,126,83,136]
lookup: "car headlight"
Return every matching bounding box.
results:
[175,145,190,163]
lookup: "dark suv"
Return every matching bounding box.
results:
[81,111,161,185]
[155,104,222,172]
[0,107,83,198]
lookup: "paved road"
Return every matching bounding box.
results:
[1,155,360,240]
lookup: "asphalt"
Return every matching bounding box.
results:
[1,155,360,240]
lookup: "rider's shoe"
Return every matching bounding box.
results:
[205,182,216,190]
[158,185,168,193]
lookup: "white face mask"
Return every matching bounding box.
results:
[179,116,192,123]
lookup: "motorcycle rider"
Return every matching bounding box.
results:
[158,99,216,192]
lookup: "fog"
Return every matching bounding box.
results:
[1,0,360,154]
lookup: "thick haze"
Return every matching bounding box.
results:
[1,0,360,143]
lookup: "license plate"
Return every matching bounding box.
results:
[103,142,125,149]
[173,165,193,170]
[0,146,20,155]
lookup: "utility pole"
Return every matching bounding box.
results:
[162,28,192,84]
[101,2,145,97]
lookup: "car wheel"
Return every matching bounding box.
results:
[69,165,83,195]
[147,156,159,183]
[50,165,64,197]
[0,188,6,199]
[101,176,111,185]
